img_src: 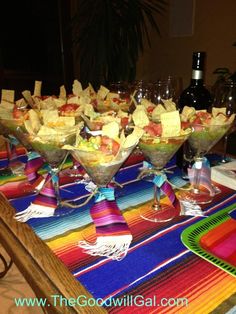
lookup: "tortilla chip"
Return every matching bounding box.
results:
[15,98,27,109]
[97,85,110,100]
[210,113,227,125]
[140,98,154,109]
[59,85,67,100]
[79,95,91,106]
[24,120,35,135]
[0,100,15,111]
[122,126,144,148]
[1,89,15,103]
[161,98,176,111]
[212,107,226,117]
[84,104,97,119]
[102,121,119,139]
[42,110,59,125]
[72,80,83,96]
[160,110,181,137]
[22,90,36,108]
[151,104,166,121]
[106,92,120,100]
[34,81,42,97]
[67,96,80,105]
[181,106,196,121]
[28,109,41,133]
[132,106,149,128]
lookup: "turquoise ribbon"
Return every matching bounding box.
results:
[9,135,19,146]
[44,165,59,184]
[143,161,167,188]
[95,187,115,203]
[153,174,166,188]
[27,151,41,161]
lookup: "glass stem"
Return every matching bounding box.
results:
[192,157,203,193]
[153,184,161,210]
[221,134,228,163]
[51,168,61,206]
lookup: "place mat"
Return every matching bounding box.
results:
[181,205,236,277]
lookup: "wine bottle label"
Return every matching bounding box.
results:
[192,70,203,80]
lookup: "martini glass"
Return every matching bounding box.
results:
[22,131,76,215]
[138,132,191,222]
[70,134,137,257]
[0,118,26,176]
[71,138,136,189]
[178,122,232,204]
[0,117,45,191]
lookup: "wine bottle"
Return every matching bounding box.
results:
[178,52,212,110]
[177,52,212,178]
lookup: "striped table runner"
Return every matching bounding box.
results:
[8,162,236,313]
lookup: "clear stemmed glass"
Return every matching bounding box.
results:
[69,132,137,260]
[217,81,236,163]
[178,122,233,204]
[152,76,183,105]
[0,117,45,191]
[22,131,76,215]
[138,132,191,222]
[0,118,27,176]
[132,80,153,105]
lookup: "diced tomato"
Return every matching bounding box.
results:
[112,98,120,103]
[112,140,120,155]
[12,107,25,119]
[120,117,129,128]
[151,122,162,136]
[144,125,156,136]
[100,144,110,154]
[144,122,162,136]
[192,116,202,125]
[181,121,191,129]
[195,111,211,123]
[101,136,112,145]
[147,106,155,113]
[59,103,79,115]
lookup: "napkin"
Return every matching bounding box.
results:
[14,173,57,221]
[79,186,132,261]
[211,160,236,190]
[24,151,45,190]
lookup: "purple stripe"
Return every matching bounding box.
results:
[94,215,126,226]
[96,223,130,234]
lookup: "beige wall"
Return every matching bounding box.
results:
[136,0,236,89]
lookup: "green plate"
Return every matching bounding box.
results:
[181,205,236,277]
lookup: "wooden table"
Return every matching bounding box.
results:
[0,192,106,314]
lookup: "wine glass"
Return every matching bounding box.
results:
[178,121,233,204]
[132,80,153,105]
[138,131,191,222]
[152,76,183,105]
[216,80,236,163]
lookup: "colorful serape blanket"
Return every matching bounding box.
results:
[5,159,236,313]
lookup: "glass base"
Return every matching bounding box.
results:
[178,189,213,204]
[140,203,177,223]
[212,184,221,195]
